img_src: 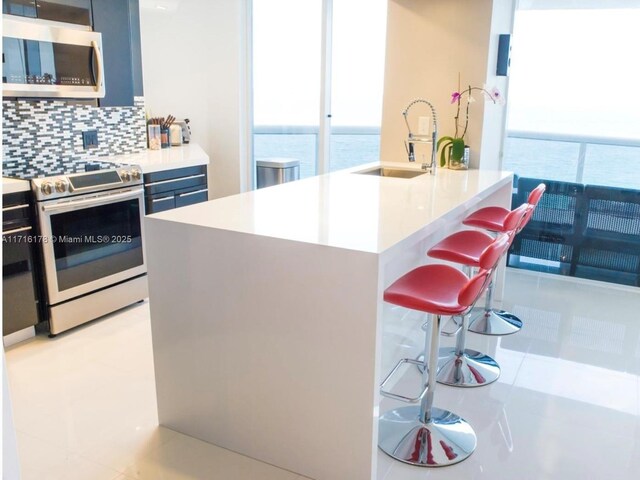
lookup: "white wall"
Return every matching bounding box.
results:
[381,0,515,169]
[139,0,249,199]
[480,0,515,170]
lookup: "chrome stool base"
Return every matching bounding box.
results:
[467,307,523,336]
[437,347,500,387]
[378,406,477,467]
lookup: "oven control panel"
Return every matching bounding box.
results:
[32,166,143,201]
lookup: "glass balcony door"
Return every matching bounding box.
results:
[328,0,387,172]
[251,0,387,184]
[252,0,323,181]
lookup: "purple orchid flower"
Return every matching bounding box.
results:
[450,92,461,104]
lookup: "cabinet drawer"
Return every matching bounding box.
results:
[144,173,207,196]
[175,188,208,208]
[145,194,176,215]
[3,203,31,229]
[143,165,207,184]
[3,227,40,335]
[3,191,32,231]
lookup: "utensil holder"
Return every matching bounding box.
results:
[160,127,170,149]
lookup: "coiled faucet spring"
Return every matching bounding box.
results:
[402,99,438,174]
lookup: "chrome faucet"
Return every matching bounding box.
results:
[402,99,438,174]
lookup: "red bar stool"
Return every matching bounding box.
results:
[457,183,546,335]
[463,183,546,232]
[378,234,510,467]
[428,204,529,387]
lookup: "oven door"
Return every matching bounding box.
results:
[37,187,145,305]
[2,16,105,98]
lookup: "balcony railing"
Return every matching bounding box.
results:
[253,125,380,178]
[504,130,640,190]
[505,131,639,287]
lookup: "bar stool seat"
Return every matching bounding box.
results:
[427,230,494,266]
[384,265,471,315]
[463,183,545,233]
[378,234,510,467]
[463,206,512,231]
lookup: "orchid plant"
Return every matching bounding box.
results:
[437,84,503,167]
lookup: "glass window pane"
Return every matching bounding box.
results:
[252,0,322,181]
[503,6,640,287]
[329,0,386,172]
[583,145,640,189]
[253,132,317,180]
[505,8,640,187]
[503,137,580,182]
[329,130,380,172]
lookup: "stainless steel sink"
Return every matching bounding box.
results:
[355,167,427,179]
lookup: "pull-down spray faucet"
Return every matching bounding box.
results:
[402,99,438,174]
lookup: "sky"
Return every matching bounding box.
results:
[252,0,387,127]
[253,3,640,141]
[507,8,640,139]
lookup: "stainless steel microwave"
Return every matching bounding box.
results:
[2,15,105,99]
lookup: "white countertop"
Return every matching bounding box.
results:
[101,143,209,173]
[2,177,31,194]
[149,162,512,254]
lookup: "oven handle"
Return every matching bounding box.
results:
[41,188,143,213]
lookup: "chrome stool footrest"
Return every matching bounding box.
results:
[440,315,463,337]
[380,358,429,403]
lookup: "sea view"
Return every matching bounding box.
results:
[254,131,640,190]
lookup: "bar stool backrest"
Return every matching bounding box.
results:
[517,183,546,233]
[458,234,510,308]
[503,203,530,233]
[527,183,546,207]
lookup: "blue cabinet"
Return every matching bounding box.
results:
[92,0,143,106]
[3,0,92,25]
[2,191,41,336]
[3,0,143,107]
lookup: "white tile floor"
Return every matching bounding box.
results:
[4,269,640,480]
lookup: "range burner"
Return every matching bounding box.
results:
[2,157,129,180]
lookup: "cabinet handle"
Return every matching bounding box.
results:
[151,196,174,203]
[145,174,206,187]
[177,189,208,198]
[2,203,29,212]
[3,226,32,235]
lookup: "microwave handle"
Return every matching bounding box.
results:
[91,40,104,91]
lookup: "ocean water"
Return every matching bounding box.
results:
[504,138,640,190]
[254,133,380,179]
[254,133,640,190]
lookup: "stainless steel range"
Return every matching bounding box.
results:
[22,163,147,336]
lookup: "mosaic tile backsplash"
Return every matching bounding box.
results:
[2,97,147,178]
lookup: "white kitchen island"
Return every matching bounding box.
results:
[144,163,512,480]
